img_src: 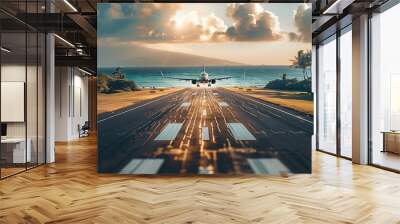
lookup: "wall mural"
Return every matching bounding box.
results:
[97,3,313,175]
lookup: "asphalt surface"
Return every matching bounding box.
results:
[98,87,313,174]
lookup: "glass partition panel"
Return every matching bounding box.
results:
[371,3,400,171]
[1,30,27,177]
[317,35,337,154]
[0,1,46,179]
[339,27,352,158]
[27,30,38,169]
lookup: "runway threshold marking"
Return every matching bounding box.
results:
[247,158,290,175]
[181,102,191,107]
[119,159,164,174]
[154,123,183,141]
[202,127,210,141]
[227,123,256,140]
[230,92,313,124]
[218,102,229,107]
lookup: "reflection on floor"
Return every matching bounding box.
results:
[0,136,400,223]
[373,151,400,170]
[0,167,25,178]
[0,163,42,178]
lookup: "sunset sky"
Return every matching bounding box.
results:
[97,3,311,67]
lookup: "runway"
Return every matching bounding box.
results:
[98,87,313,174]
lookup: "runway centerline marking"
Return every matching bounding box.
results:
[154,123,183,141]
[202,127,210,141]
[227,123,256,141]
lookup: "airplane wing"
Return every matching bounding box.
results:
[213,76,232,81]
[160,71,197,81]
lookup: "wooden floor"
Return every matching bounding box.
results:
[1,136,400,224]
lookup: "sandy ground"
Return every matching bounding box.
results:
[225,87,313,116]
[98,88,183,114]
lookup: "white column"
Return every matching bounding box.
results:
[46,33,55,163]
[45,0,56,163]
[352,14,369,164]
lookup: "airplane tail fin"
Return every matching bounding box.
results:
[160,70,165,78]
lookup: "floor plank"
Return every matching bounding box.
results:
[1,136,400,223]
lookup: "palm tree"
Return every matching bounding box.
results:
[290,50,311,80]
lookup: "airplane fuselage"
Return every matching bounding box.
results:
[161,65,230,87]
[199,72,209,83]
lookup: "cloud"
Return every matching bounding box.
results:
[168,11,227,42]
[98,3,183,41]
[288,4,312,42]
[98,3,287,43]
[224,3,283,41]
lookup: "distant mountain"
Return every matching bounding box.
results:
[98,44,245,67]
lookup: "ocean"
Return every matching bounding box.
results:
[97,66,311,88]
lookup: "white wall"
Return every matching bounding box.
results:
[1,65,26,138]
[1,63,46,164]
[54,67,89,141]
[55,67,69,141]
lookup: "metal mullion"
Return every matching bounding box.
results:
[0,17,2,179]
[316,44,320,151]
[24,0,28,171]
[44,10,47,164]
[73,68,75,118]
[36,0,39,168]
[367,11,373,166]
[336,29,341,157]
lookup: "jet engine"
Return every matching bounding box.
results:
[192,80,197,85]
[211,79,216,84]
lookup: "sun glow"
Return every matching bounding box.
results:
[171,11,189,29]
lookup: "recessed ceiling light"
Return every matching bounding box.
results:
[63,0,78,12]
[54,34,75,48]
[1,47,11,53]
[322,0,355,15]
[78,67,93,76]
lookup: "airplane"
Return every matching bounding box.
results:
[160,65,232,87]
